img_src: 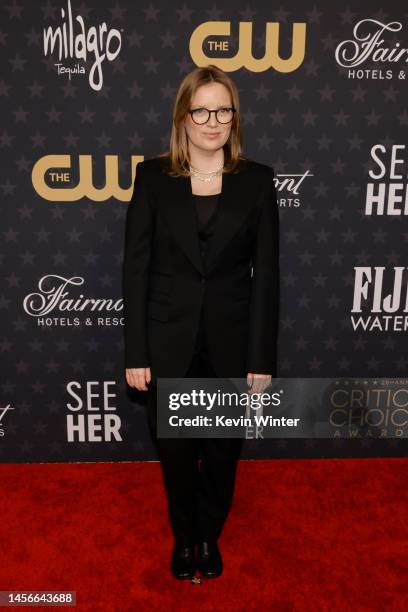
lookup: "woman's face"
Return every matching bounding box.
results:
[184,82,233,154]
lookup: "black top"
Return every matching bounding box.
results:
[192,193,220,268]
[192,193,220,355]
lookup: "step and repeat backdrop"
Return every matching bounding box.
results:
[1,0,408,462]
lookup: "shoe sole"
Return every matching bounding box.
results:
[197,568,223,578]
[171,570,197,580]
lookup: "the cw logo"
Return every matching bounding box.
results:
[190,21,306,72]
[31,155,143,202]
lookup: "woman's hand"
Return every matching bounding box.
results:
[126,367,151,391]
[247,373,272,394]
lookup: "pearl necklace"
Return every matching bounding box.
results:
[189,162,224,182]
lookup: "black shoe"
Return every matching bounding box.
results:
[197,540,223,578]
[170,541,196,579]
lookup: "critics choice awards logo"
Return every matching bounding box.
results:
[328,380,408,438]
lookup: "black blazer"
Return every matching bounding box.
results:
[122,155,280,381]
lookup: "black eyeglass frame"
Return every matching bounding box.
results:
[188,106,237,125]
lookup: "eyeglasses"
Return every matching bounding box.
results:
[188,106,236,125]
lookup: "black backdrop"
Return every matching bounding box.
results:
[1,0,408,462]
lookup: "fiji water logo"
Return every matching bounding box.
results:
[43,0,122,91]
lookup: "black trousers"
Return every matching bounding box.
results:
[146,315,243,544]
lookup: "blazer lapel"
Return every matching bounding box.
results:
[160,169,204,276]
[159,160,253,276]
[205,167,252,274]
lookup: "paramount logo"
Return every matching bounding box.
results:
[43,0,122,91]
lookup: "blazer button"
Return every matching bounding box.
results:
[201,277,206,284]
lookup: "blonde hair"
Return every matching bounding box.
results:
[155,64,247,176]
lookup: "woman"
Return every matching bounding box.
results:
[122,65,280,580]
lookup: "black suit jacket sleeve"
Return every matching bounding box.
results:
[122,161,153,368]
[247,166,280,375]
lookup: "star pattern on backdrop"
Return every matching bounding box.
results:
[0,1,406,461]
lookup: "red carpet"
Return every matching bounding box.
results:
[1,458,407,611]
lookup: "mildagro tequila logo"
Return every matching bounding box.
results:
[43,0,122,91]
[190,21,306,72]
